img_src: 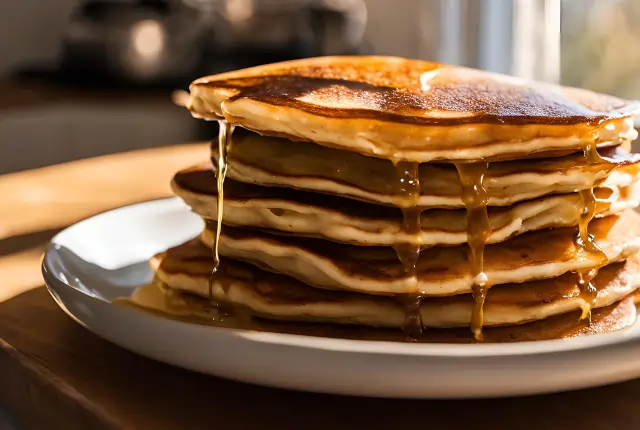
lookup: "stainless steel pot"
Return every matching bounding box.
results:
[62,1,207,84]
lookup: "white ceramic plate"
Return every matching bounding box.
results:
[42,198,640,398]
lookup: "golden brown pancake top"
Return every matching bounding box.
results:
[190,56,637,126]
[188,57,638,161]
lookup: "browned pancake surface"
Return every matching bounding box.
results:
[191,56,634,126]
[213,131,640,208]
[141,239,640,337]
[199,210,640,295]
[187,56,638,161]
[126,282,639,343]
[174,163,638,246]
[155,239,639,307]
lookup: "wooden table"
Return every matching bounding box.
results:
[3,145,640,430]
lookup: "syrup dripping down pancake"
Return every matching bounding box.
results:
[199,210,640,296]
[187,56,639,162]
[145,239,640,331]
[213,131,640,208]
[173,165,640,247]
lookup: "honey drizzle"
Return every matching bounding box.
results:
[574,140,616,318]
[455,162,491,341]
[209,120,235,297]
[392,161,424,338]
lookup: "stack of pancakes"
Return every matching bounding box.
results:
[136,56,640,342]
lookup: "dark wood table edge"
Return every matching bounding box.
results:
[0,338,125,430]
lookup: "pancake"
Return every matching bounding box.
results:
[200,210,640,295]
[126,279,639,343]
[148,238,640,329]
[188,56,639,162]
[216,131,640,208]
[174,166,640,247]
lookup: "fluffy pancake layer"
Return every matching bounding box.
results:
[200,211,640,295]
[148,239,640,329]
[174,165,640,247]
[128,279,640,343]
[214,131,640,208]
[188,56,639,162]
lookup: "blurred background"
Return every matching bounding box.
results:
[1,0,639,174]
